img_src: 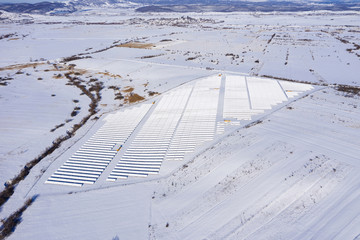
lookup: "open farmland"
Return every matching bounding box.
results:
[0,7,360,240]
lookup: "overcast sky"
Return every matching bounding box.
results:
[0,0,62,3]
[0,0,352,4]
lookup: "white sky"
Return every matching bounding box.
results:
[0,0,62,3]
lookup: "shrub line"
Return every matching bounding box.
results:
[0,196,38,240]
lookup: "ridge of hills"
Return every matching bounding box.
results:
[1,0,360,14]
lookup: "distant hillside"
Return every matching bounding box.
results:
[131,0,360,4]
[0,0,137,14]
[0,0,359,14]
[136,1,360,12]
[0,1,70,14]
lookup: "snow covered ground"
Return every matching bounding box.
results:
[0,63,91,187]
[5,85,360,240]
[0,7,360,240]
[151,88,360,240]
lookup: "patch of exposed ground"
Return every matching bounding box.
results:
[122,86,134,93]
[116,42,155,49]
[108,86,124,101]
[260,74,324,86]
[148,91,159,97]
[0,63,44,72]
[61,55,92,63]
[120,86,145,103]
[97,72,121,78]
[335,85,360,97]
[0,33,17,40]
[0,77,13,86]
[125,93,145,103]
[140,54,164,59]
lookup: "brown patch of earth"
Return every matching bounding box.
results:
[122,86,134,93]
[116,42,155,49]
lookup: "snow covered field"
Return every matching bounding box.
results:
[5,84,360,240]
[151,88,360,240]
[40,74,313,187]
[1,7,360,240]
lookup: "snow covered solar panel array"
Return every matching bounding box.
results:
[45,104,152,187]
[219,76,316,135]
[247,77,288,110]
[107,87,192,181]
[166,76,220,160]
[223,75,264,121]
[279,81,314,98]
[216,121,226,134]
[45,74,315,186]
